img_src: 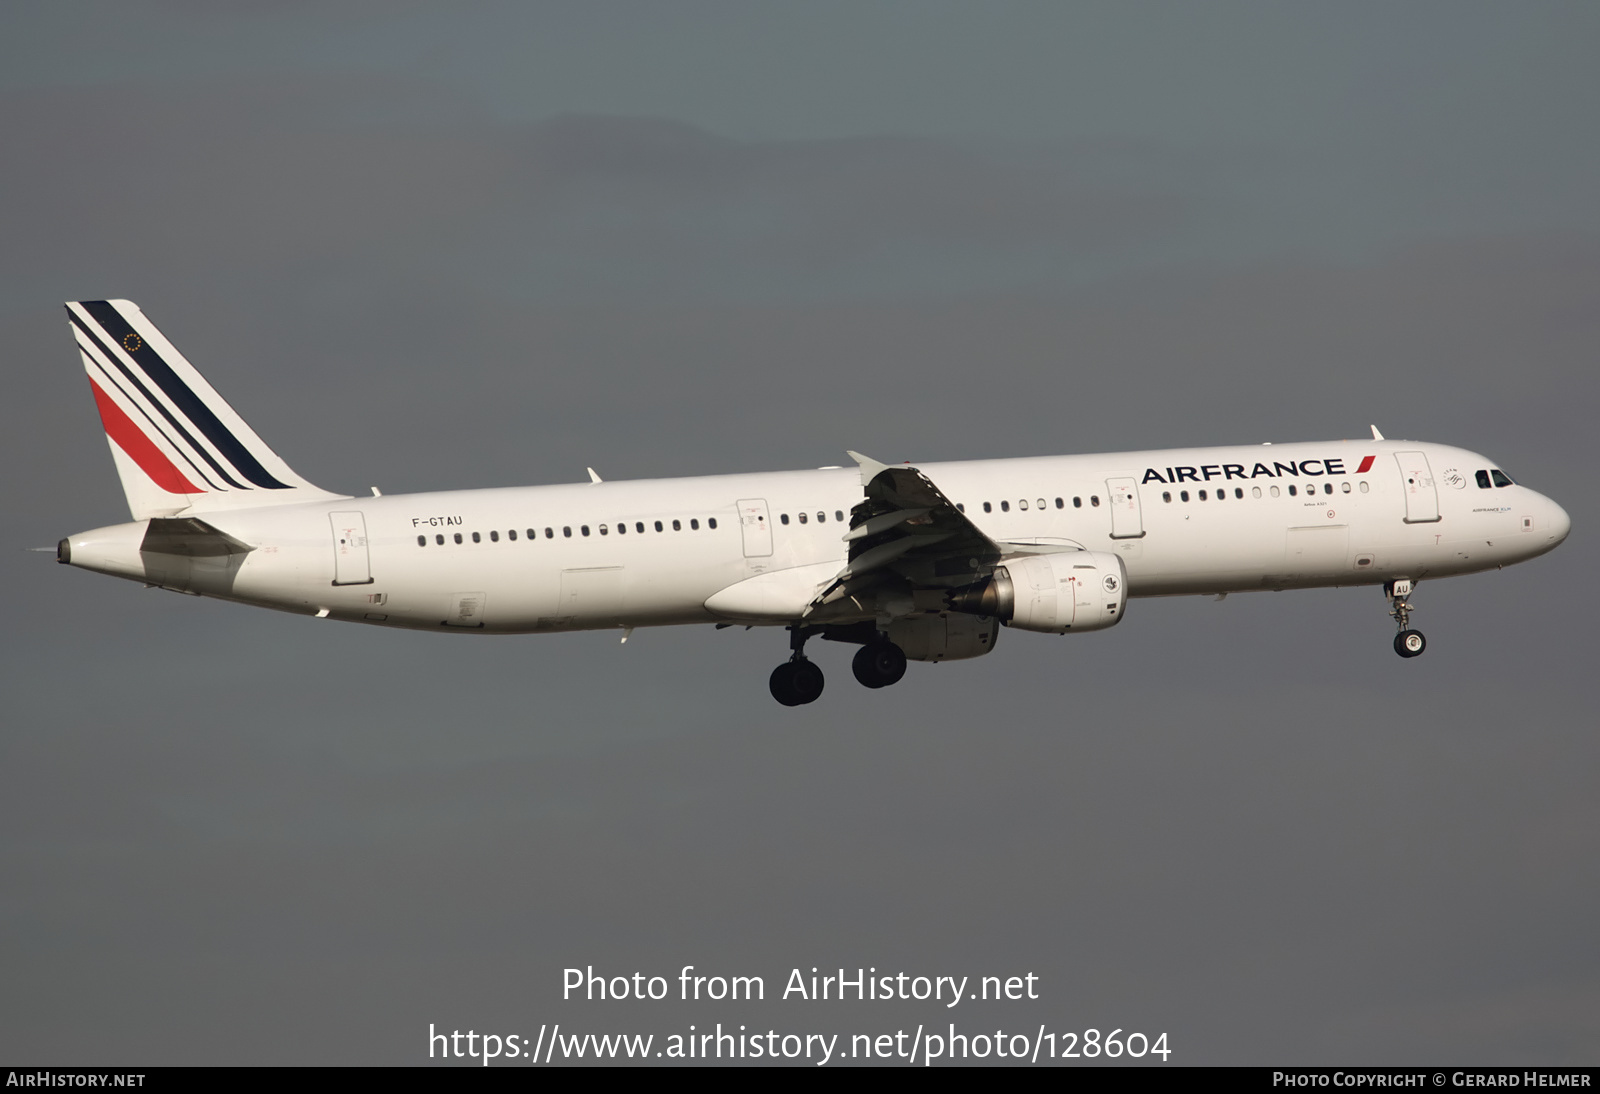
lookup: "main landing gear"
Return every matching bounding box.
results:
[1386,579,1426,659]
[852,638,907,689]
[768,626,910,704]
[770,625,825,707]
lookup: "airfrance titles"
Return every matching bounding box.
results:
[1143,456,1366,485]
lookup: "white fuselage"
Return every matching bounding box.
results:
[63,439,1571,634]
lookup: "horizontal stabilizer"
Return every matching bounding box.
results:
[140,517,254,558]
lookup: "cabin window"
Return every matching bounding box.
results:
[471,532,481,543]
[1055,498,1064,509]
[983,502,992,513]
[1288,485,1297,496]
[636,522,646,533]
[957,503,965,513]
[1199,490,1208,501]
[1073,497,1082,508]
[672,519,681,531]
[436,534,445,545]
[488,530,498,542]
[417,535,426,547]
[834,511,843,522]
[616,522,626,534]
[1357,481,1368,494]
[1180,490,1190,502]
[1018,499,1028,510]
[1162,491,1172,503]
[1341,482,1351,494]
[798,512,808,524]
[563,527,572,538]
[545,528,554,539]
[780,513,790,525]
[709,517,719,529]
[1233,487,1242,499]
[691,518,700,530]
[1090,495,1100,507]
[1000,501,1010,512]
[599,524,608,535]
[454,533,463,544]
[1323,483,1333,495]
[654,520,664,532]
[1475,470,1492,489]
[815,511,825,523]
[508,529,518,541]
[581,525,590,536]
[1491,469,1514,487]
[1252,487,1262,498]
[1270,486,1280,497]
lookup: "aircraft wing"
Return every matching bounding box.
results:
[805,452,1004,615]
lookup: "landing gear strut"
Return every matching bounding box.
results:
[1387,579,1426,658]
[852,638,907,689]
[769,625,825,706]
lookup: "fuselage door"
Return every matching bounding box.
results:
[1106,477,1145,538]
[560,567,625,624]
[736,498,773,557]
[329,511,374,585]
[1395,452,1441,523]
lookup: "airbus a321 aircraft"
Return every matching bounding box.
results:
[58,300,1571,705]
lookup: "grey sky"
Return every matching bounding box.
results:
[2,2,1596,1065]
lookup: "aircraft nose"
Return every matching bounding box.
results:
[1547,496,1571,545]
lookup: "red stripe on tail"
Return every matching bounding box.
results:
[89,378,203,494]
[1356,455,1375,474]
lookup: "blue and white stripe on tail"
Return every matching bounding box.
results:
[67,299,346,520]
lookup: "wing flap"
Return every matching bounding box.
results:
[805,453,1003,616]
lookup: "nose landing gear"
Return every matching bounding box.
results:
[770,625,825,706]
[1387,580,1426,658]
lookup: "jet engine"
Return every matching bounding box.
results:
[946,551,1127,634]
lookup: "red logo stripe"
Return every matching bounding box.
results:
[89,378,204,494]
[1356,455,1375,474]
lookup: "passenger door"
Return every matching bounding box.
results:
[329,511,373,585]
[736,498,773,557]
[1106,477,1145,539]
[1395,452,1441,523]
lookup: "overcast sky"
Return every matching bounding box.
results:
[2,2,1597,1066]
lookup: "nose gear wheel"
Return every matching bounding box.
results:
[1385,580,1425,659]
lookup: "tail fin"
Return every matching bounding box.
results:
[66,300,345,519]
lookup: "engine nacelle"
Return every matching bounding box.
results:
[947,551,1127,634]
[884,614,1000,662]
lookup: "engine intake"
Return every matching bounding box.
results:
[947,551,1127,634]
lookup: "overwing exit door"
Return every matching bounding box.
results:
[329,511,374,585]
[1395,452,1441,523]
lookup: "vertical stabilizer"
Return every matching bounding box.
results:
[66,300,346,519]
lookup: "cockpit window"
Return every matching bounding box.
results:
[1491,469,1514,487]
[1475,470,1492,489]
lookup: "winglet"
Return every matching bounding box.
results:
[1370,425,1384,441]
[846,450,891,487]
[587,467,603,484]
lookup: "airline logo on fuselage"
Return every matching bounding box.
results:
[1142,455,1375,484]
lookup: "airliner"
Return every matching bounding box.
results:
[57,300,1571,705]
